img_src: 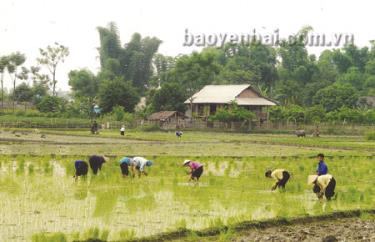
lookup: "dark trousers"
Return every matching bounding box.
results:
[89,160,103,175]
[121,131,125,136]
[120,163,129,176]
[277,171,290,188]
[75,162,88,176]
[191,166,203,180]
[325,177,336,200]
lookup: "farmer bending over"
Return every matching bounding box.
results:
[265,169,290,190]
[309,174,336,200]
[89,155,107,175]
[175,131,183,138]
[316,153,328,176]
[119,156,134,177]
[131,157,153,177]
[74,160,88,181]
[183,160,204,181]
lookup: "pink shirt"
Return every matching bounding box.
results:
[188,161,203,170]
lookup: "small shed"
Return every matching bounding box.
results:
[148,111,187,129]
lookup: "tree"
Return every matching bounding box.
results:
[29,66,50,87]
[313,84,359,112]
[99,78,140,113]
[338,67,364,90]
[218,42,277,90]
[13,83,33,110]
[68,69,98,99]
[172,49,222,112]
[37,42,69,96]
[150,82,187,113]
[97,23,162,92]
[36,96,64,113]
[152,54,176,87]
[278,30,310,73]
[97,22,122,68]
[7,52,27,112]
[305,105,326,124]
[120,34,162,91]
[0,56,9,109]
[31,82,48,104]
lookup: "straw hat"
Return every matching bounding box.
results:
[183,160,191,166]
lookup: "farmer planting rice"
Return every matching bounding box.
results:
[175,130,183,138]
[265,169,290,190]
[88,155,107,175]
[119,156,134,177]
[183,160,204,181]
[316,153,328,176]
[309,174,336,200]
[73,160,88,181]
[131,156,153,177]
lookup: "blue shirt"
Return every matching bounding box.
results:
[75,160,86,169]
[119,157,133,165]
[317,161,328,175]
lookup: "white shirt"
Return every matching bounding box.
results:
[316,174,334,190]
[120,127,125,132]
[133,157,148,171]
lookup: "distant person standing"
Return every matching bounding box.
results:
[265,168,290,190]
[183,160,204,181]
[131,157,153,177]
[91,121,98,134]
[309,174,336,200]
[120,125,125,136]
[88,155,107,175]
[119,156,134,177]
[316,153,328,176]
[74,160,88,181]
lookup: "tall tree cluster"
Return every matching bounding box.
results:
[69,22,162,114]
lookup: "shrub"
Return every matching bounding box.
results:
[36,96,65,113]
[209,102,255,123]
[112,105,125,121]
[268,106,285,123]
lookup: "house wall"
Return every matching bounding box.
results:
[237,88,259,98]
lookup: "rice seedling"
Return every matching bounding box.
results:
[0,129,373,240]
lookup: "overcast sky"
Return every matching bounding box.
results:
[1,0,374,91]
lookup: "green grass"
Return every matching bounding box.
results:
[365,131,375,141]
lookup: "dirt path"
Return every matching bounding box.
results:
[200,217,375,242]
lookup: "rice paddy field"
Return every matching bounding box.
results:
[0,128,374,241]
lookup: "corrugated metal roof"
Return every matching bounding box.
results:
[184,84,277,106]
[184,84,250,104]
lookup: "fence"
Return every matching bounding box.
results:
[144,119,374,135]
[0,117,373,135]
